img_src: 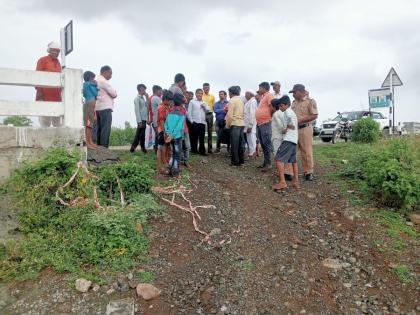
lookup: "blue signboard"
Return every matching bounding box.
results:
[369,88,390,108]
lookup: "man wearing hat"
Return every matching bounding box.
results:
[35,41,62,127]
[271,81,282,99]
[289,84,318,181]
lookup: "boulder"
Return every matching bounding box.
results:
[409,213,420,225]
[75,278,92,293]
[136,283,161,301]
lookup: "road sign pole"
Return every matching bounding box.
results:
[392,86,395,134]
[60,27,66,69]
[389,73,393,135]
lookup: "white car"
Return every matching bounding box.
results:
[319,111,388,142]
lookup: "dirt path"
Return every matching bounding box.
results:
[1,151,418,314]
[143,153,418,314]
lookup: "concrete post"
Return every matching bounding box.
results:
[62,68,83,128]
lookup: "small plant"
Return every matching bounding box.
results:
[352,118,380,143]
[137,271,155,283]
[375,210,417,238]
[96,160,155,202]
[235,260,255,271]
[109,121,136,146]
[394,265,413,284]
[3,116,32,127]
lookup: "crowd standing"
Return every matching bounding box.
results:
[36,42,319,191]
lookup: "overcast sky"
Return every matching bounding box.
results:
[0,0,419,127]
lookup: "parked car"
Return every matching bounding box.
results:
[313,125,321,136]
[319,111,388,142]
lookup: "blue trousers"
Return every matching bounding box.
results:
[169,138,182,176]
[257,122,272,166]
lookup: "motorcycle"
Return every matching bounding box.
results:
[332,112,352,144]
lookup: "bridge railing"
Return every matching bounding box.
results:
[0,67,83,128]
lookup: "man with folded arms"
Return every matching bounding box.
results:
[290,84,318,181]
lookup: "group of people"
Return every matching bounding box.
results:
[36,41,318,190]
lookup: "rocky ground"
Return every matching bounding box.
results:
[1,147,419,314]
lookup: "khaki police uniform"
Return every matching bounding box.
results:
[292,97,318,175]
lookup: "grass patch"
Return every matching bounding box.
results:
[0,148,161,282]
[393,265,413,284]
[137,271,155,283]
[315,137,420,211]
[235,260,255,271]
[375,210,417,238]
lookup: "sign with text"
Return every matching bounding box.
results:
[369,88,391,108]
[64,20,73,56]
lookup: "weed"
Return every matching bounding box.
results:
[372,240,386,253]
[375,210,417,238]
[0,148,161,282]
[235,260,255,271]
[393,265,413,284]
[393,239,406,251]
[137,271,155,283]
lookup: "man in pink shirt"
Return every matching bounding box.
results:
[255,82,274,171]
[94,65,117,148]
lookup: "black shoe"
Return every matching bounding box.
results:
[142,148,147,154]
[285,174,294,181]
[208,150,213,154]
[200,152,209,156]
[129,148,135,153]
[305,173,314,181]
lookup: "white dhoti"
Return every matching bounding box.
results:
[246,132,257,155]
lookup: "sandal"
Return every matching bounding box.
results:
[272,183,288,191]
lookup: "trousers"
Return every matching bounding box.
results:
[298,126,314,174]
[257,122,272,166]
[230,125,244,165]
[95,109,112,148]
[131,121,147,151]
[191,122,206,154]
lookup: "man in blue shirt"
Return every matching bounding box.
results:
[214,90,229,153]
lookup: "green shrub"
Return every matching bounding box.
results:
[340,139,420,210]
[352,118,380,143]
[3,116,32,127]
[0,148,160,281]
[96,160,155,202]
[363,139,419,209]
[109,121,136,146]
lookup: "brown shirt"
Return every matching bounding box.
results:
[291,98,318,122]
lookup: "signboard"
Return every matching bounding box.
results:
[369,88,391,108]
[64,20,73,56]
[382,67,403,88]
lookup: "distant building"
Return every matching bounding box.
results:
[402,122,420,134]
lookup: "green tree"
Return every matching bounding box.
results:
[3,116,32,127]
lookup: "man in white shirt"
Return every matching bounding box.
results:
[272,95,299,191]
[271,81,282,99]
[244,90,258,157]
[95,65,117,148]
[187,88,209,156]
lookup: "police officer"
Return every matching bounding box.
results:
[289,84,318,181]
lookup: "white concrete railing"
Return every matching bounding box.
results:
[0,67,83,128]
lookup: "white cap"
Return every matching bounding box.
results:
[47,41,61,50]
